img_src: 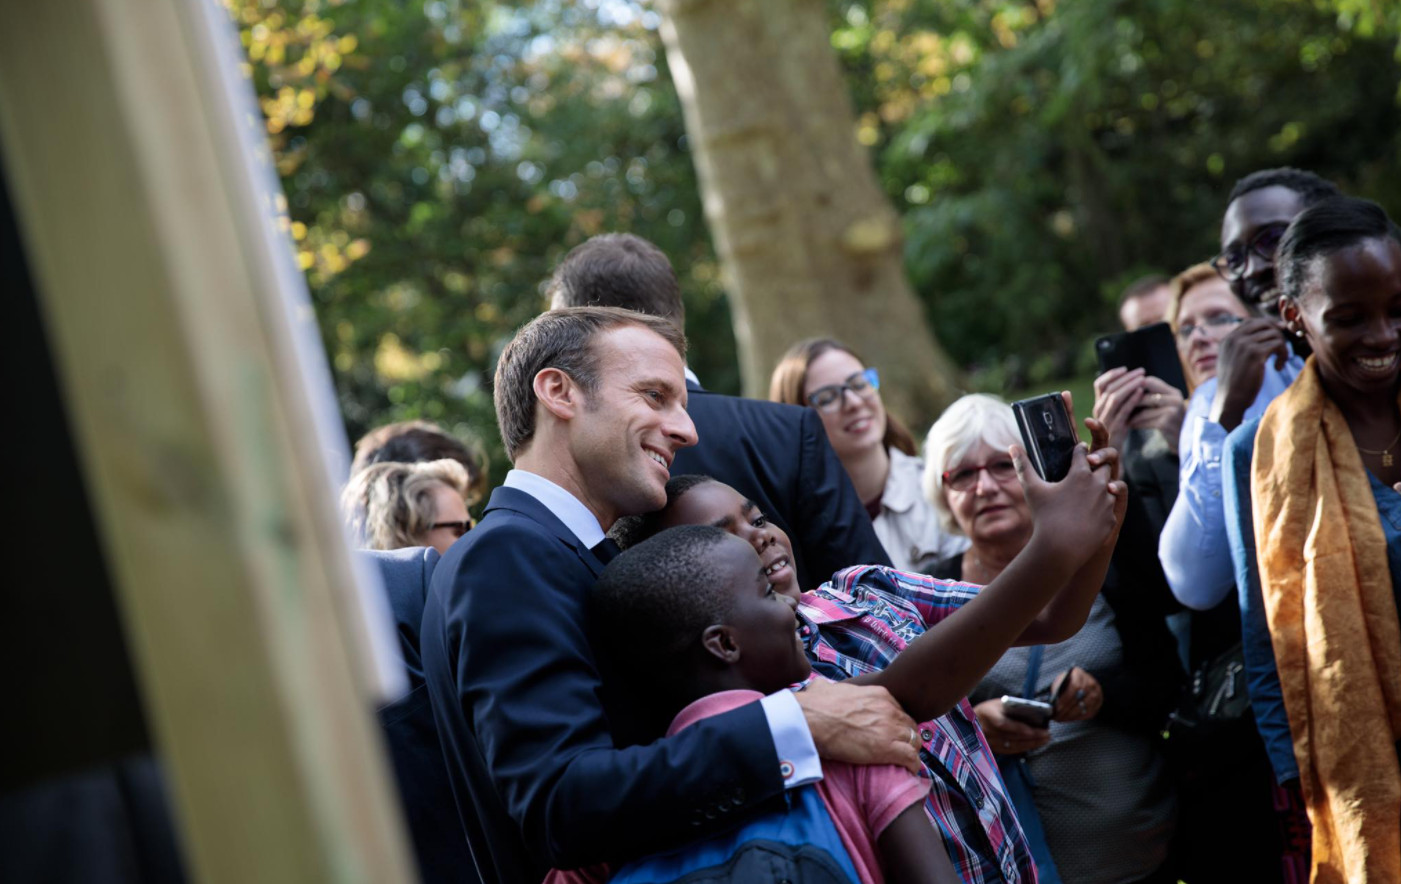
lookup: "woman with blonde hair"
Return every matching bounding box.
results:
[341,458,473,554]
[770,337,966,571]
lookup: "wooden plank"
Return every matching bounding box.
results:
[0,0,417,880]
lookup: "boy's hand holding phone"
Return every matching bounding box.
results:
[1013,393,1125,575]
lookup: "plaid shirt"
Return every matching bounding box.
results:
[797,565,1037,884]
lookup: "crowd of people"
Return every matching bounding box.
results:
[344,166,1401,884]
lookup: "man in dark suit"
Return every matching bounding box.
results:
[420,307,919,883]
[363,547,479,883]
[547,233,892,589]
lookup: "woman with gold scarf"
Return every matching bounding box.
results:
[1222,196,1401,883]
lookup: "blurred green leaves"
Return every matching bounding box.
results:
[227,0,735,483]
[833,0,1401,387]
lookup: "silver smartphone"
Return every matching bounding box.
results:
[1000,695,1053,729]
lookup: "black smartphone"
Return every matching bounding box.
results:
[1000,695,1053,729]
[1011,393,1079,482]
[1094,321,1188,397]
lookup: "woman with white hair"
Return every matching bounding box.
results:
[341,458,473,555]
[923,393,1182,884]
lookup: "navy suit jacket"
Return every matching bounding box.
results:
[419,486,785,883]
[671,381,892,589]
[364,548,480,884]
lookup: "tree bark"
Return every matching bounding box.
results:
[659,0,961,428]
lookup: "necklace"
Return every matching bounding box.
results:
[1356,427,1401,468]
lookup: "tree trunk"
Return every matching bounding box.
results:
[659,0,961,429]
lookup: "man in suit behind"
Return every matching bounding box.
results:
[363,547,479,883]
[419,307,919,883]
[546,233,892,590]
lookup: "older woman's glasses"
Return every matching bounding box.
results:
[807,368,880,413]
[1211,221,1289,281]
[1175,314,1245,343]
[431,520,473,538]
[942,459,1018,492]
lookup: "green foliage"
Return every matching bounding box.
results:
[231,0,1401,475]
[228,0,734,484]
[832,0,1401,388]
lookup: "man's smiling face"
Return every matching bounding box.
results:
[569,324,697,527]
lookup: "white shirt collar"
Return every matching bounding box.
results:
[880,448,924,514]
[502,469,606,548]
[684,365,700,386]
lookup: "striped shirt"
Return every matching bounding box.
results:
[797,565,1037,884]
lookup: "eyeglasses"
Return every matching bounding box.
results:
[1174,314,1245,342]
[806,368,880,413]
[1211,221,1290,282]
[941,459,1018,493]
[430,520,473,538]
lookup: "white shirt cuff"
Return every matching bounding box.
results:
[760,690,823,789]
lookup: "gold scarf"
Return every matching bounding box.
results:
[1253,358,1401,882]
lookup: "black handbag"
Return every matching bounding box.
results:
[1167,640,1250,734]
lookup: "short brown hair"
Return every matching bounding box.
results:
[768,337,918,457]
[350,419,488,504]
[545,233,685,328]
[494,306,688,461]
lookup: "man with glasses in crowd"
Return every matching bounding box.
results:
[1158,168,1338,883]
[1158,167,1338,612]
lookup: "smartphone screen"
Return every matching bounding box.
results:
[1011,393,1078,482]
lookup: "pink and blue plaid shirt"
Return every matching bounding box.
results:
[797,565,1037,884]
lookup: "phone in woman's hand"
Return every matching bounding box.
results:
[1000,695,1053,729]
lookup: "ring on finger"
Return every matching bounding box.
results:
[907,727,919,749]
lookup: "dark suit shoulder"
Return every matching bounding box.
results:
[684,388,808,437]
[360,547,440,690]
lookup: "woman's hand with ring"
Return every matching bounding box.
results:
[1050,668,1102,722]
[973,699,1052,756]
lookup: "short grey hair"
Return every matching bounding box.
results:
[340,458,470,550]
[921,394,1021,535]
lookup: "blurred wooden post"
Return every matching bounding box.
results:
[0,0,417,881]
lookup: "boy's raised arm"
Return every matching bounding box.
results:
[849,404,1126,722]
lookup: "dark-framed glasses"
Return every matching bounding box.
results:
[941,459,1018,493]
[806,368,880,413]
[430,519,473,538]
[1175,314,1245,342]
[1211,221,1290,282]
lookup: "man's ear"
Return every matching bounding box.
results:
[700,624,741,664]
[534,367,581,421]
[1279,297,1302,333]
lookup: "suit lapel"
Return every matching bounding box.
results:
[483,486,607,578]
